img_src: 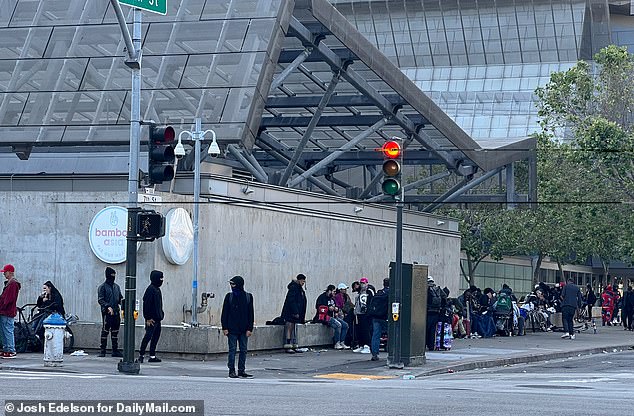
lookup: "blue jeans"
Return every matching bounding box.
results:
[371,319,387,357]
[329,317,348,344]
[227,333,248,373]
[0,315,15,353]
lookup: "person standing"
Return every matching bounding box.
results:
[281,274,307,353]
[221,276,254,378]
[426,276,447,350]
[0,264,20,358]
[560,278,583,340]
[369,278,389,361]
[138,270,164,363]
[623,285,633,331]
[97,267,123,357]
[585,284,597,322]
[352,277,374,354]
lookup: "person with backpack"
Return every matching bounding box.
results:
[425,276,446,351]
[352,277,374,354]
[368,278,389,361]
[313,284,349,350]
[221,275,254,378]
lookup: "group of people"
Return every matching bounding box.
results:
[0,263,67,359]
[278,274,391,362]
[598,284,634,330]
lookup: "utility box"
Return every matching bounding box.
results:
[388,262,427,367]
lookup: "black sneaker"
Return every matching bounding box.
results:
[98,351,106,358]
[285,348,295,354]
[371,355,380,361]
[111,350,123,358]
[228,371,239,379]
[137,355,144,363]
[148,356,162,363]
[238,371,253,378]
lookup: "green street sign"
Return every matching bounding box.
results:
[118,0,167,15]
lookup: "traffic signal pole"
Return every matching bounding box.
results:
[110,0,142,374]
[391,198,404,369]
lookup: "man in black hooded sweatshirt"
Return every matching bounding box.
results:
[138,270,164,363]
[97,267,123,357]
[221,275,255,378]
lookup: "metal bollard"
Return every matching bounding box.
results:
[43,313,66,367]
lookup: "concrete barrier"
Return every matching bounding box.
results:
[71,322,334,356]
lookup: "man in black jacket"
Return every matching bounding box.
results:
[138,270,164,363]
[221,275,254,378]
[97,267,123,357]
[281,274,307,353]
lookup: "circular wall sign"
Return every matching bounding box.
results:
[88,206,128,264]
[161,208,194,265]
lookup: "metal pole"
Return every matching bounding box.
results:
[119,7,142,375]
[392,201,404,368]
[191,118,202,327]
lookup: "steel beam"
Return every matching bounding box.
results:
[270,47,312,92]
[288,118,387,187]
[261,114,424,129]
[265,94,408,109]
[506,163,516,209]
[279,71,341,186]
[227,144,268,184]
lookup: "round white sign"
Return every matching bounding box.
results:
[162,208,194,265]
[88,206,128,264]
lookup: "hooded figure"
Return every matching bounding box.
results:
[138,270,165,363]
[281,274,307,352]
[97,267,123,357]
[221,275,255,378]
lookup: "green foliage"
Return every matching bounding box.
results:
[532,44,634,274]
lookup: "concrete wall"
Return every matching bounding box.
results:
[0,176,461,326]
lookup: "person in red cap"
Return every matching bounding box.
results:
[0,264,21,358]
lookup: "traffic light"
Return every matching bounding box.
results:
[381,139,402,198]
[135,210,165,241]
[148,124,176,185]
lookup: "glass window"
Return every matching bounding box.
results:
[44,24,147,58]
[0,27,52,59]
[0,92,27,125]
[10,0,108,26]
[0,0,18,27]
[181,52,264,89]
[0,58,87,92]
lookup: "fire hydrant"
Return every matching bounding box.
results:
[43,313,66,367]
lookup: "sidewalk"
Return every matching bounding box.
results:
[1,325,632,379]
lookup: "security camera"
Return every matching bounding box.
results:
[174,139,186,159]
[207,139,220,157]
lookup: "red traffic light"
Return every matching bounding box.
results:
[149,125,175,143]
[381,140,401,159]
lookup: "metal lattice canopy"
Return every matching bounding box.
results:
[0,0,535,208]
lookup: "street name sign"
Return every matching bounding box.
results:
[118,0,167,15]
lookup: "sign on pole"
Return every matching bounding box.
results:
[118,0,167,15]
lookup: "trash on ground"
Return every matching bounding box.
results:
[69,350,88,356]
[402,375,415,380]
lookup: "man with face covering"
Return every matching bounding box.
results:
[221,275,255,378]
[97,267,123,357]
[138,270,164,363]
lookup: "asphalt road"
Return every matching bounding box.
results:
[1,352,632,416]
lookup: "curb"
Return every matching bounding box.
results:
[0,364,81,374]
[414,344,633,377]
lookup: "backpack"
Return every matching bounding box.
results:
[316,305,330,324]
[367,290,389,319]
[428,286,443,310]
[229,292,252,305]
[494,293,512,314]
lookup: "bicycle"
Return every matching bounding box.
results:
[8,304,75,353]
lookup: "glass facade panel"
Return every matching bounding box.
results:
[0,0,18,27]
[0,27,51,59]
[10,0,108,26]
[0,58,87,92]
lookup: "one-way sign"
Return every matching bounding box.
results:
[118,0,167,15]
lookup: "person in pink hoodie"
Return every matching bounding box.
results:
[0,264,21,358]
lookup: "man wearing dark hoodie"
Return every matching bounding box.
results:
[221,275,254,378]
[0,264,20,358]
[138,270,164,363]
[281,274,307,353]
[97,267,123,357]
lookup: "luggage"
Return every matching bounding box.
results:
[435,322,453,350]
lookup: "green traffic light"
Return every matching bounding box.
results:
[382,178,401,195]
